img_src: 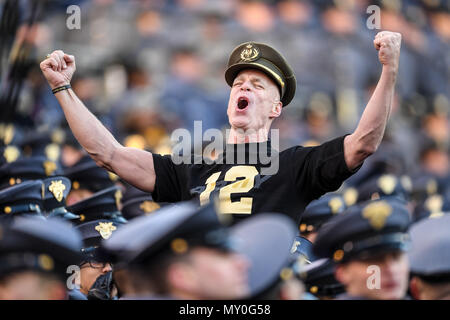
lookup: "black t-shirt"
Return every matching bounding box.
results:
[151,135,359,224]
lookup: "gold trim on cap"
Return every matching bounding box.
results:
[38,254,54,271]
[250,62,285,90]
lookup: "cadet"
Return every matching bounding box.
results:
[0,156,62,190]
[409,214,450,300]
[298,193,346,243]
[313,198,411,300]
[295,258,345,299]
[64,155,121,206]
[73,219,120,300]
[0,216,83,299]
[67,186,127,225]
[0,180,46,220]
[100,201,297,300]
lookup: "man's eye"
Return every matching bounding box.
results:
[233,82,242,86]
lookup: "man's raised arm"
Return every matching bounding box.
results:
[40,50,156,192]
[344,31,402,170]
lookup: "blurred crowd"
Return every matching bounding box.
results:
[0,0,449,301]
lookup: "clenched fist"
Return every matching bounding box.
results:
[40,50,76,90]
[374,31,401,71]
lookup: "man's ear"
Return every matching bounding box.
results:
[334,264,349,286]
[409,276,422,300]
[269,101,282,118]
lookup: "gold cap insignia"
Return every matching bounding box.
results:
[329,197,343,214]
[48,180,66,202]
[95,222,117,239]
[240,44,260,62]
[343,188,358,206]
[43,161,57,176]
[140,200,160,214]
[299,223,307,232]
[72,181,80,190]
[108,172,119,182]
[362,201,392,230]
[310,286,318,294]
[290,240,301,254]
[114,190,122,209]
[378,175,397,195]
[79,214,85,222]
[45,143,60,162]
[425,195,443,213]
[3,146,20,163]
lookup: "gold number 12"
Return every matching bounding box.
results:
[199,166,258,214]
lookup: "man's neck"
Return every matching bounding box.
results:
[227,127,270,144]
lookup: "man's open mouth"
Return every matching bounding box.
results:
[237,97,249,110]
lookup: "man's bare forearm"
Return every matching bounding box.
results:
[54,88,120,170]
[40,50,157,192]
[347,67,396,154]
[344,31,401,170]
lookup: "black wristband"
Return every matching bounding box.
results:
[52,84,71,94]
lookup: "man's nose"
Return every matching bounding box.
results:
[240,81,252,92]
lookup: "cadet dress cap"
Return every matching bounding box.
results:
[122,196,172,220]
[230,213,297,297]
[42,176,80,221]
[67,186,127,225]
[99,201,235,266]
[0,216,83,279]
[410,174,440,203]
[357,174,410,203]
[75,219,120,261]
[408,214,450,281]
[290,235,317,264]
[0,180,45,218]
[0,156,62,189]
[412,194,450,222]
[20,129,63,161]
[64,155,118,192]
[313,198,411,263]
[295,258,345,298]
[299,193,346,235]
[225,42,296,107]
